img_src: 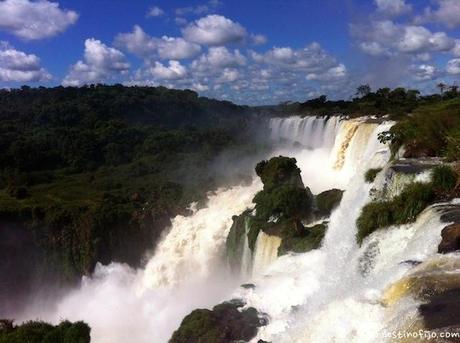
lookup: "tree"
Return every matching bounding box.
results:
[356,84,371,98]
[437,82,447,95]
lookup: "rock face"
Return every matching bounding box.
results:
[438,224,460,253]
[315,189,343,218]
[419,288,460,339]
[169,300,266,343]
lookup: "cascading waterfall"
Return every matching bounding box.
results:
[234,119,394,342]
[252,232,282,275]
[16,114,457,343]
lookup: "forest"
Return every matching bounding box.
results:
[0,85,263,313]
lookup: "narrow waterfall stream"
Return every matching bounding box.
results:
[16,115,458,343]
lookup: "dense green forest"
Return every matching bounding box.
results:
[0,85,265,312]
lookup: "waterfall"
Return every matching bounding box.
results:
[240,217,253,278]
[142,181,261,289]
[270,116,341,150]
[234,120,394,342]
[252,232,282,275]
[17,114,454,343]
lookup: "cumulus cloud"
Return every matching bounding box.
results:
[375,0,411,16]
[0,0,78,40]
[147,6,164,18]
[251,43,340,73]
[192,47,246,70]
[147,60,188,80]
[115,25,201,60]
[410,64,439,81]
[63,39,130,86]
[0,41,51,82]
[182,15,247,45]
[352,20,455,56]
[418,0,460,28]
[447,59,460,75]
[307,64,347,82]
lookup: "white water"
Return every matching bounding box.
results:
[16,115,454,343]
[252,232,282,275]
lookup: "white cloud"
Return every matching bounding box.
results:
[192,47,246,70]
[410,64,438,81]
[251,43,339,72]
[115,26,201,60]
[182,15,247,45]
[375,0,411,16]
[419,0,460,28]
[307,64,347,81]
[147,6,164,18]
[0,41,51,82]
[352,20,455,56]
[216,68,239,83]
[63,39,130,86]
[148,60,188,80]
[0,0,78,40]
[447,59,460,75]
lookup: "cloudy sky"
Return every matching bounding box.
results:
[1,0,460,104]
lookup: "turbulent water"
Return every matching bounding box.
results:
[15,115,456,342]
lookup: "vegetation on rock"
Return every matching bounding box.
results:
[357,165,459,243]
[0,319,90,343]
[364,168,382,183]
[278,223,326,256]
[169,300,265,343]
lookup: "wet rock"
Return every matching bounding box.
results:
[419,288,460,333]
[390,158,441,175]
[438,224,460,254]
[315,189,344,217]
[241,283,255,289]
[399,260,422,266]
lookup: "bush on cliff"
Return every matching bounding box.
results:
[169,301,265,343]
[364,168,382,183]
[357,182,435,244]
[431,165,458,194]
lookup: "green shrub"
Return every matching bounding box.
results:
[0,320,90,343]
[170,302,263,343]
[278,223,326,255]
[431,165,458,193]
[356,201,394,244]
[364,168,382,183]
[356,182,435,244]
[255,156,302,190]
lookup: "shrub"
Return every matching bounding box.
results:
[356,182,435,244]
[356,201,394,244]
[431,165,458,193]
[170,301,264,343]
[364,168,382,183]
[392,182,435,223]
[255,156,302,190]
[278,223,326,255]
[0,320,90,343]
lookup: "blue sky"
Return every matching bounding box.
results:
[1,0,460,104]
